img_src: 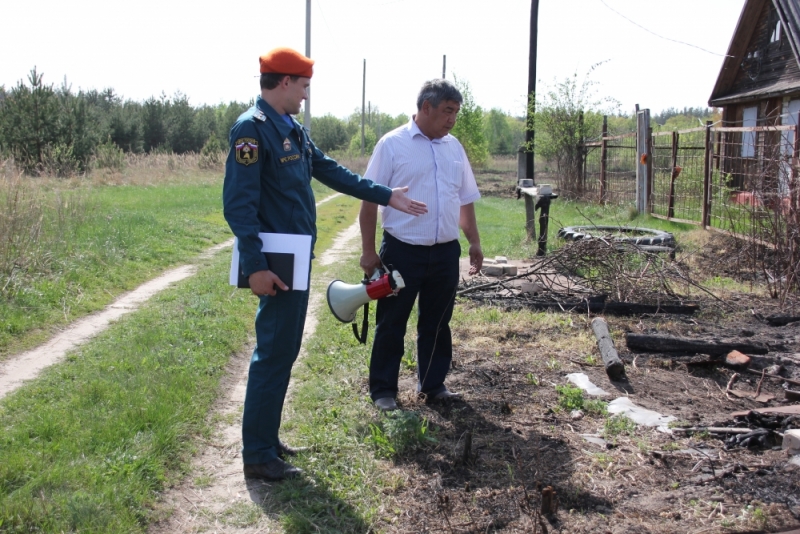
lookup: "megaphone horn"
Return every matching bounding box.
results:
[326,269,405,323]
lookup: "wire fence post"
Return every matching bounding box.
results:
[702,120,712,227]
[668,130,679,218]
[600,115,608,203]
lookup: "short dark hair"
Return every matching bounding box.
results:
[260,73,300,90]
[416,79,463,110]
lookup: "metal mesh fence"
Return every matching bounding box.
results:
[583,133,637,205]
[650,128,707,223]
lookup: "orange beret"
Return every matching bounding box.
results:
[259,47,314,78]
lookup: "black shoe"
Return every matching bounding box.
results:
[374,397,398,411]
[243,458,302,481]
[278,441,308,458]
[423,388,462,404]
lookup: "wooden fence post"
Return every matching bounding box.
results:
[578,111,585,194]
[636,109,650,214]
[647,126,654,213]
[668,131,679,218]
[702,121,712,228]
[600,115,608,203]
[792,119,799,229]
[518,147,536,242]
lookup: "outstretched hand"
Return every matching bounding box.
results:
[388,186,427,216]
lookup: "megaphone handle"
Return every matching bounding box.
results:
[351,302,369,344]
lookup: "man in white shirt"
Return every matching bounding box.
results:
[359,79,483,411]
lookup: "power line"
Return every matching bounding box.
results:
[598,0,732,58]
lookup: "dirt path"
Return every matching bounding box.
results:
[149,219,360,533]
[0,193,344,403]
[0,240,233,400]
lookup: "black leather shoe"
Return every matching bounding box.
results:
[243,458,302,481]
[278,441,308,458]
[374,397,398,411]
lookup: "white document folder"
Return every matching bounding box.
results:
[229,233,312,291]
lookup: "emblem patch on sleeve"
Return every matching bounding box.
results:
[235,138,259,166]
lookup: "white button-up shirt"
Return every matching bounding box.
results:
[364,119,481,246]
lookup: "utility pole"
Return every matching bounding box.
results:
[303,0,311,130]
[361,59,366,156]
[442,55,446,79]
[525,0,539,182]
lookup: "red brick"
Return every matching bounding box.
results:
[725,350,751,369]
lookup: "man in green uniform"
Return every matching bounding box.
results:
[223,47,427,481]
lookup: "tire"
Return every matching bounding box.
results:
[557,225,675,247]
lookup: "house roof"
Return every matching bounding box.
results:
[709,0,800,106]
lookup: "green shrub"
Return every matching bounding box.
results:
[93,137,126,171]
[199,135,225,169]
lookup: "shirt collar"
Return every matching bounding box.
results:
[257,95,297,138]
[408,117,450,143]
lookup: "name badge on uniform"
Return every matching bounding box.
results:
[283,138,291,152]
[234,138,258,166]
[279,153,301,164]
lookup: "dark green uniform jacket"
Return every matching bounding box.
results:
[223,95,392,278]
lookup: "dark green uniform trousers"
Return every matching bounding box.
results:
[241,285,310,464]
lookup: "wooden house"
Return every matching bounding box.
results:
[709,0,800,193]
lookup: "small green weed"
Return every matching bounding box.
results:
[584,400,608,416]
[525,373,539,386]
[401,349,416,371]
[365,411,437,458]
[603,415,637,438]
[546,356,562,371]
[556,385,584,411]
[593,453,613,469]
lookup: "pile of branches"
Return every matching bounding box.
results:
[460,239,711,312]
[549,238,704,303]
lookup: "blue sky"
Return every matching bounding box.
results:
[0,0,744,118]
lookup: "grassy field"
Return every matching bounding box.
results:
[0,160,337,359]
[0,155,711,532]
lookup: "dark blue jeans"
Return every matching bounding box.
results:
[370,232,460,401]
[241,285,309,465]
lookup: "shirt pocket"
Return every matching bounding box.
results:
[276,151,308,189]
[437,159,464,196]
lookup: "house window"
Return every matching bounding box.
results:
[742,106,757,158]
[771,19,782,43]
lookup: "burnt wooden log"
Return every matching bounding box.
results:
[765,315,800,326]
[541,486,558,515]
[625,333,769,356]
[465,295,699,316]
[591,318,625,380]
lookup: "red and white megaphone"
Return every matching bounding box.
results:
[326,268,405,323]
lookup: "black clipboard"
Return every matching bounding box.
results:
[238,252,295,290]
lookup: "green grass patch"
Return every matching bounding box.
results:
[0,252,253,532]
[0,179,232,358]
[461,196,697,262]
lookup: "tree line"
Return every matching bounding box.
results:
[0,67,714,178]
[0,69,530,176]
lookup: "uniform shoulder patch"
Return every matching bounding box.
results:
[235,138,259,166]
[253,110,266,122]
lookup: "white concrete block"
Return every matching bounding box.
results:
[783,429,800,454]
[494,256,508,264]
[502,265,518,276]
[483,265,504,277]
